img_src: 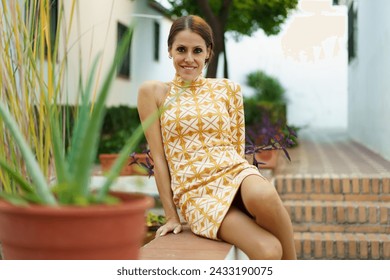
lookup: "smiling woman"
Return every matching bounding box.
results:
[137,15,296,260]
[167,16,213,81]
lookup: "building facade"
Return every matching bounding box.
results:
[44,0,174,106]
[335,0,390,160]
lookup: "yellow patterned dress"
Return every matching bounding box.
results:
[160,74,263,240]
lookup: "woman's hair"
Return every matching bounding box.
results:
[167,15,214,63]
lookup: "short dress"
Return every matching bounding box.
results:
[160,74,264,240]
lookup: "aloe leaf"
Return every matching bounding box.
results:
[0,192,29,206]
[0,103,57,205]
[66,55,101,176]
[47,105,71,202]
[0,157,37,196]
[69,26,134,198]
[97,110,160,200]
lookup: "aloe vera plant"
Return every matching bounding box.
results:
[0,0,157,206]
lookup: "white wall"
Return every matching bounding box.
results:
[226,0,348,129]
[128,0,174,106]
[61,0,172,107]
[348,0,390,160]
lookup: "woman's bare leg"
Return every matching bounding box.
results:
[218,206,283,260]
[240,175,297,260]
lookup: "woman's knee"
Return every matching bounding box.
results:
[250,235,283,260]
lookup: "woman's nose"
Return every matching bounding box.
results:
[184,53,194,63]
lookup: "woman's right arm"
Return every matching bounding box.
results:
[137,81,182,237]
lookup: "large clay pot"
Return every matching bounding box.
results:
[0,192,154,260]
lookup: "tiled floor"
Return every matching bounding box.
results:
[275,128,390,177]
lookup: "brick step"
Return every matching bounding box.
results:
[274,175,390,201]
[284,200,390,232]
[294,232,390,260]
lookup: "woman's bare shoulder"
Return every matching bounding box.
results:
[139,80,168,95]
[138,80,169,106]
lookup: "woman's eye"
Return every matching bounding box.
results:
[194,48,203,54]
[177,47,185,53]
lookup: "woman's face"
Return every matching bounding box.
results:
[169,29,210,81]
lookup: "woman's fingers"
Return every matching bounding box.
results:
[156,223,182,237]
[173,224,182,234]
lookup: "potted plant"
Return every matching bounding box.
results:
[244,69,298,170]
[245,112,297,170]
[0,1,155,260]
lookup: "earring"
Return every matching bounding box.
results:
[168,55,172,59]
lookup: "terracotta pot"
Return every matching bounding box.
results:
[255,150,279,170]
[99,153,152,176]
[0,192,154,260]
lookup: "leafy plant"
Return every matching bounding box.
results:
[146,211,166,229]
[98,106,147,155]
[129,151,154,178]
[245,110,297,168]
[0,0,157,206]
[246,70,286,103]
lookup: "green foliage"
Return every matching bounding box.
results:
[244,99,287,128]
[166,0,298,36]
[244,70,299,148]
[98,106,147,155]
[0,1,155,206]
[246,70,286,103]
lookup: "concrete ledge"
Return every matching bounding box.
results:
[140,225,248,260]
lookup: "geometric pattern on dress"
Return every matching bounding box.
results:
[160,74,261,240]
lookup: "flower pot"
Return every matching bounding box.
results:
[0,192,154,260]
[99,153,151,176]
[255,150,279,170]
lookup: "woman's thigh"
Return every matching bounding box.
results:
[218,206,282,260]
[239,175,283,218]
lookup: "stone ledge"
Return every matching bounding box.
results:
[140,225,248,260]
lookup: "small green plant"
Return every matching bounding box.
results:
[246,70,286,103]
[146,212,166,229]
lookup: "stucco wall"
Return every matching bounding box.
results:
[61,0,172,106]
[348,0,390,160]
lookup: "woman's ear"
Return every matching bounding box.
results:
[206,47,212,62]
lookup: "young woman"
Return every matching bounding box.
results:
[137,15,296,260]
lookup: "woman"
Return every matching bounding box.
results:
[137,15,296,260]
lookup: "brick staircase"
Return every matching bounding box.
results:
[274,174,390,259]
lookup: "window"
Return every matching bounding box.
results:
[348,2,357,62]
[25,0,58,59]
[117,22,132,79]
[47,0,58,58]
[154,21,160,61]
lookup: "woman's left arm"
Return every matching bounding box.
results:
[227,81,246,158]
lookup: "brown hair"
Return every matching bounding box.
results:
[167,15,214,63]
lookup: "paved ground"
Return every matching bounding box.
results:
[275,128,390,177]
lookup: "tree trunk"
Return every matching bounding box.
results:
[197,0,232,78]
[223,38,229,78]
[206,38,223,78]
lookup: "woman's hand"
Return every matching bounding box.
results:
[155,218,182,237]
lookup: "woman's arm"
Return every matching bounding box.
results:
[137,81,182,236]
